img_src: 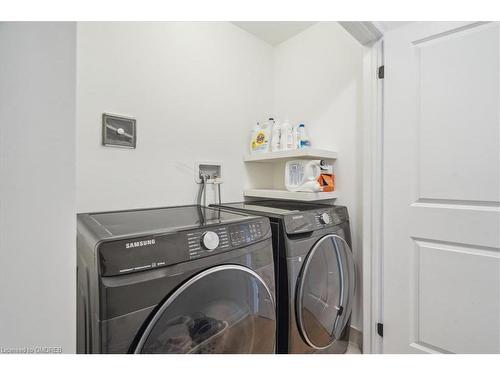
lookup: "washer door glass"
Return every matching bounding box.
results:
[296,234,355,350]
[135,265,276,354]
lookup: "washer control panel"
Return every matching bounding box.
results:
[187,227,229,259]
[186,220,267,260]
[201,231,220,250]
[229,221,263,247]
[98,218,271,275]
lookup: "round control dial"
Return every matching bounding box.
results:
[201,231,220,251]
[319,213,332,225]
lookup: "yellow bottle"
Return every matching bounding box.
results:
[250,121,270,154]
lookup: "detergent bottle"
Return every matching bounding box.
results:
[249,121,270,154]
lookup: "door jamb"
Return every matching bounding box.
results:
[362,38,384,354]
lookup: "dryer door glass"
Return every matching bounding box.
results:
[134,265,276,354]
[296,234,355,350]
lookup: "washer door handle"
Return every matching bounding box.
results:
[334,305,344,316]
[332,236,345,311]
[331,235,356,338]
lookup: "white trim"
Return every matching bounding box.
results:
[243,189,338,201]
[244,148,337,162]
[338,21,383,46]
[362,39,384,354]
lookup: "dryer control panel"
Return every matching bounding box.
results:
[283,206,348,234]
[314,211,342,226]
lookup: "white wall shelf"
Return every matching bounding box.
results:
[244,189,338,201]
[244,148,337,163]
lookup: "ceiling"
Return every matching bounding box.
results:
[232,22,317,46]
[372,21,412,33]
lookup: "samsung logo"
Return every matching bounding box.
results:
[126,239,156,249]
[292,215,304,220]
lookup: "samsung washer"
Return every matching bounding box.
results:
[77,205,276,354]
[211,200,356,354]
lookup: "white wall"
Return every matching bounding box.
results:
[77,22,273,212]
[0,22,76,353]
[273,22,365,330]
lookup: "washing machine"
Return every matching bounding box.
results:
[77,205,276,354]
[211,200,356,354]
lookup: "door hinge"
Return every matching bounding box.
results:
[378,65,385,79]
[376,322,384,337]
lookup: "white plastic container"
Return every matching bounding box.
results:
[281,120,298,151]
[279,121,288,151]
[285,160,322,192]
[249,122,270,154]
[270,118,281,152]
[292,124,298,150]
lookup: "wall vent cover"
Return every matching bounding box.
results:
[102,113,136,148]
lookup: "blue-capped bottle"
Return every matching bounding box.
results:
[297,123,311,149]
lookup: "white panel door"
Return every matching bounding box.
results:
[383,22,500,354]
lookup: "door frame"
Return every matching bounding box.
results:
[362,38,384,354]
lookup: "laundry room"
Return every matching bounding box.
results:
[75,21,364,353]
[1,1,499,372]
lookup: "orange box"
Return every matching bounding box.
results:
[318,173,335,192]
